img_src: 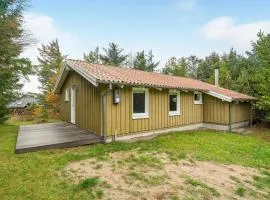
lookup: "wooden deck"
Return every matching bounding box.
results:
[15,122,102,153]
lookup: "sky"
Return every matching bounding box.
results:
[21,0,270,93]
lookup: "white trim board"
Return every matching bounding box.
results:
[169,90,181,116]
[132,87,149,119]
[54,64,71,93]
[206,91,232,102]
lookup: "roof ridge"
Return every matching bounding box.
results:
[66,58,198,81]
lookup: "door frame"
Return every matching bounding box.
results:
[70,86,76,124]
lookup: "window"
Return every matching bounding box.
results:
[169,90,180,116]
[65,88,69,102]
[194,92,202,104]
[132,88,149,119]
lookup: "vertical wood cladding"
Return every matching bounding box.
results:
[231,102,251,123]
[105,87,203,136]
[59,71,101,135]
[203,94,229,124]
[59,72,251,137]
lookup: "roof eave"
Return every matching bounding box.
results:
[54,61,98,94]
[206,91,232,102]
[232,98,257,102]
[54,63,71,94]
[67,60,98,87]
[96,80,208,92]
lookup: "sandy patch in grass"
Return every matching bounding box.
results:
[63,152,269,200]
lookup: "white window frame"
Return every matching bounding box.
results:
[65,88,70,102]
[169,90,180,116]
[194,91,203,104]
[132,87,149,119]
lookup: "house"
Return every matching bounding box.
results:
[8,94,37,115]
[54,59,256,142]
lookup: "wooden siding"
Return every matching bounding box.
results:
[231,102,251,123]
[59,71,102,135]
[105,87,203,136]
[203,94,229,125]
[58,72,252,137]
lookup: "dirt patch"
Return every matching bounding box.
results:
[63,152,269,200]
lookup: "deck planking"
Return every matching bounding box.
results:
[15,122,102,153]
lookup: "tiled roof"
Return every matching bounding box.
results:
[65,59,256,101]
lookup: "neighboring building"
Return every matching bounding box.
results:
[8,94,37,115]
[54,59,256,141]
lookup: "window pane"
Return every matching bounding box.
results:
[169,94,177,111]
[65,89,69,101]
[194,93,200,101]
[133,92,145,113]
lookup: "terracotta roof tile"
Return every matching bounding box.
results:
[66,59,256,101]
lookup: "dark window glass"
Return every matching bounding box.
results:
[133,92,145,113]
[169,94,177,111]
[194,93,200,101]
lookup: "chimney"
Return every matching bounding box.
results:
[215,68,219,87]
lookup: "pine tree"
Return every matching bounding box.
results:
[197,52,220,83]
[0,0,33,123]
[83,46,102,64]
[133,50,159,72]
[100,42,128,66]
[248,31,270,120]
[37,39,65,117]
[146,50,159,72]
[133,51,147,70]
[163,57,187,76]
[187,55,201,79]
[37,39,65,94]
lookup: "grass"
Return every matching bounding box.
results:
[77,177,100,190]
[124,154,164,169]
[253,170,270,189]
[128,171,166,185]
[0,123,270,199]
[5,116,60,126]
[235,186,246,197]
[248,126,270,143]
[184,176,220,197]
[76,177,104,199]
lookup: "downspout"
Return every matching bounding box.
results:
[101,84,112,144]
[228,103,232,132]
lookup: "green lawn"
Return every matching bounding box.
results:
[0,123,270,199]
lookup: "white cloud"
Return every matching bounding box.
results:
[175,0,198,11]
[201,16,270,52]
[22,12,82,64]
[20,75,41,94]
[21,12,84,93]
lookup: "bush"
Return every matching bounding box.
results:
[40,106,49,122]
[0,105,9,124]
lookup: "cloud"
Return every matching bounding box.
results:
[22,12,82,64]
[175,0,198,11]
[20,75,41,94]
[21,12,84,93]
[201,16,270,52]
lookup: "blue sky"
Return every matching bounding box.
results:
[22,0,270,92]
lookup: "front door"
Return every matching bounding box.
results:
[70,87,76,124]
